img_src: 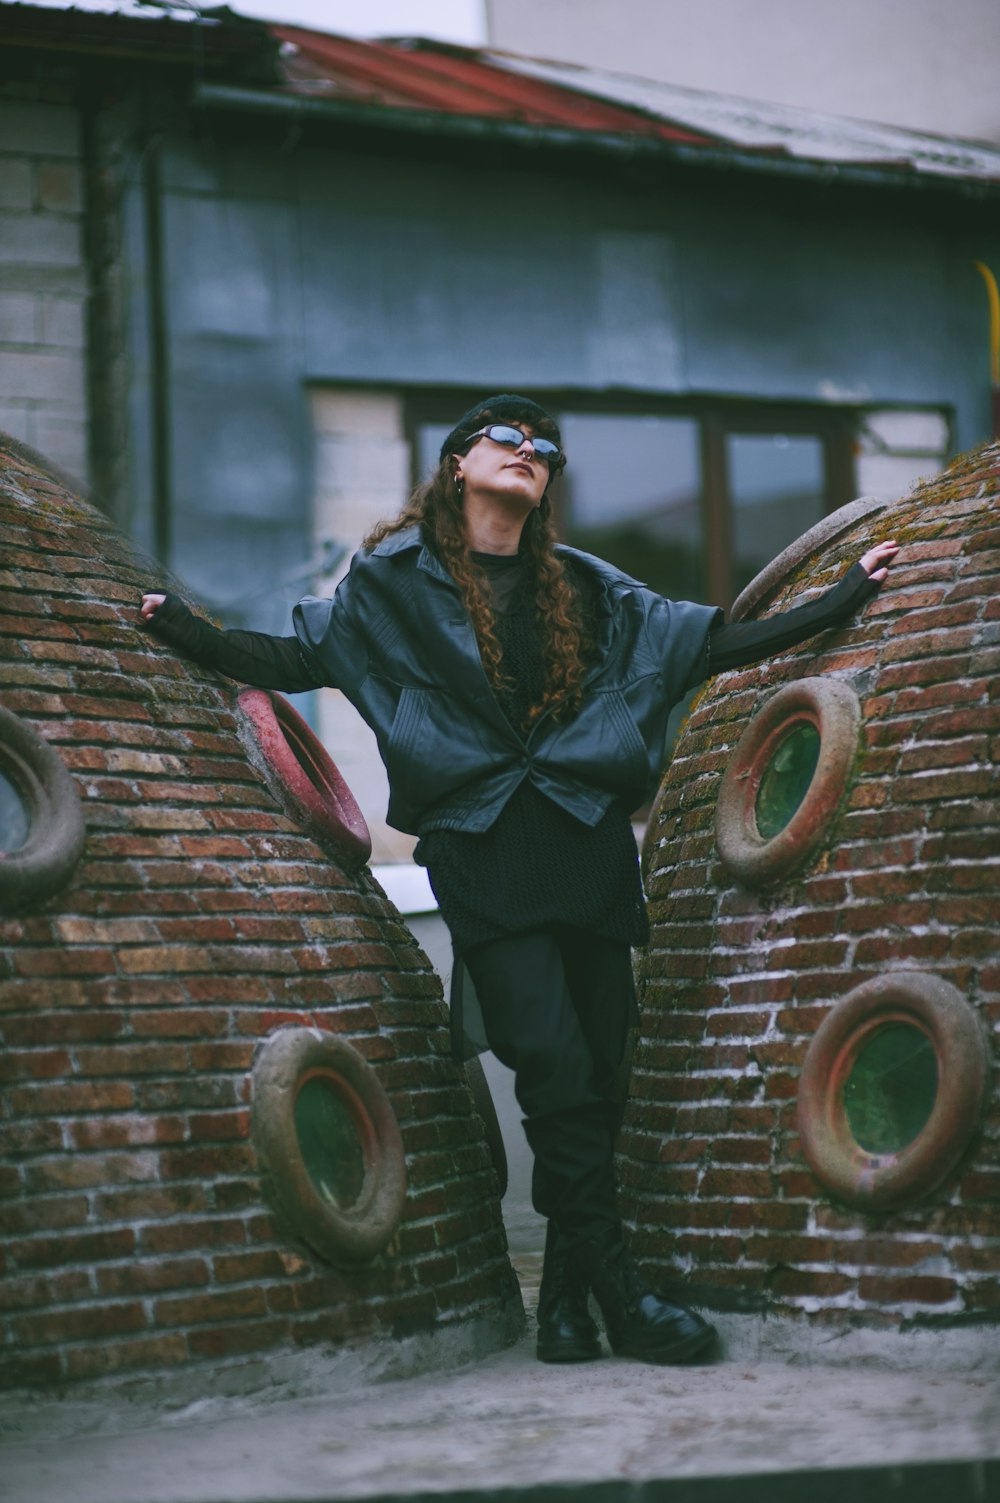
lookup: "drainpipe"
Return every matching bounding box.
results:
[143,130,171,566]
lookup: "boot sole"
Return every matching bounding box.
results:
[608,1322,717,1364]
[536,1338,603,1363]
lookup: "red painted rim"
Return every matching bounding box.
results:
[238,689,371,870]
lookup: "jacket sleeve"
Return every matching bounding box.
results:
[145,594,326,692]
[705,563,879,677]
[292,562,371,696]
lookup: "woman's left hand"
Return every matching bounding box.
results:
[858,539,900,582]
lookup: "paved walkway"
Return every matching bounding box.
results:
[2,1257,998,1503]
[3,1031,998,1502]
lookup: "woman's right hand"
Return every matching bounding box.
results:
[140,593,166,621]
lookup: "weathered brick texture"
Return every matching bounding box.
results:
[0,439,518,1391]
[626,443,1000,1330]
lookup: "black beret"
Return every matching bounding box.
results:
[438,394,563,462]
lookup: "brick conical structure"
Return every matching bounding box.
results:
[626,443,999,1347]
[0,436,519,1393]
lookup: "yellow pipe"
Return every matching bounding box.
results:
[974,260,1000,388]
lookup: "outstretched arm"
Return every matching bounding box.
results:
[140,592,324,693]
[707,540,899,675]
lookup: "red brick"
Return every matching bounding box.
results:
[187,1317,289,1358]
[768,1268,854,1298]
[69,1116,186,1151]
[697,1168,774,1198]
[26,1150,164,1193]
[63,1333,189,1381]
[138,1218,247,1255]
[2,1195,90,1235]
[0,1269,92,1313]
[13,1301,146,1347]
[131,1009,229,1039]
[159,1144,255,1179]
[212,1250,291,1284]
[75,1044,190,1076]
[858,1275,958,1305]
[94,1184,208,1221]
[154,1286,267,1327]
[11,1227,136,1268]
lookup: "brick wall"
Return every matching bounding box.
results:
[623,443,1000,1330]
[0,438,518,1391]
[0,94,89,487]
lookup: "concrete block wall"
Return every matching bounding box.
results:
[0,437,518,1393]
[623,443,1000,1331]
[0,95,89,486]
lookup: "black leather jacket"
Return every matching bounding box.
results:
[293,527,720,838]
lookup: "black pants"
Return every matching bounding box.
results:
[463,925,635,1250]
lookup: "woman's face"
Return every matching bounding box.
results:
[453,424,550,512]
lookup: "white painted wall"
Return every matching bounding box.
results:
[486,0,1000,146]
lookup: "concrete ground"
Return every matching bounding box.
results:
[2,1251,999,1503]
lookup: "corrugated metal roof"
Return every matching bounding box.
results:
[272,26,1000,186]
[271,27,719,146]
[491,52,1000,184]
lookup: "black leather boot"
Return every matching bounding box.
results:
[574,1239,716,1364]
[536,1223,602,1363]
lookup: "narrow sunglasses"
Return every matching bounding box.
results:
[465,424,562,465]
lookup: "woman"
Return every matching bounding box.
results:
[141,393,898,1367]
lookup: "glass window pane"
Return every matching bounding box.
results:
[755,722,821,840]
[558,413,705,601]
[843,1024,938,1155]
[728,433,826,598]
[0,767,30,854]
[295,1076,366,1209]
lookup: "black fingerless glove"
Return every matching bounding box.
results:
[143,592,323,691]
[144,592,217,661]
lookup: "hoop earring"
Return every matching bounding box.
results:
[454,473,464,496]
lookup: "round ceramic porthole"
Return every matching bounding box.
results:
[730,495,887,622]
[251,1027,407,1266]
[238,689,371,870]
[798,973,988,1211]
[715,677,860,887]
[0,703,85,911]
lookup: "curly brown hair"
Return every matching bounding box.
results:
[364,456,590,725]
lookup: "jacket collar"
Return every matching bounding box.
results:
[371,525,454,586]
[371,527,646,600]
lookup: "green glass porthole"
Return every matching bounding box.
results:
[0,767,31,854]
[715,678,861,889]
[295,1075,366,1209]
[755,722,821,840]
[798,974,987,1210]
[252,1027,407,1266]
[843,1024,938,1155]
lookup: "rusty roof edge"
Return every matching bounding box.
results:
[190,82,1000,200]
